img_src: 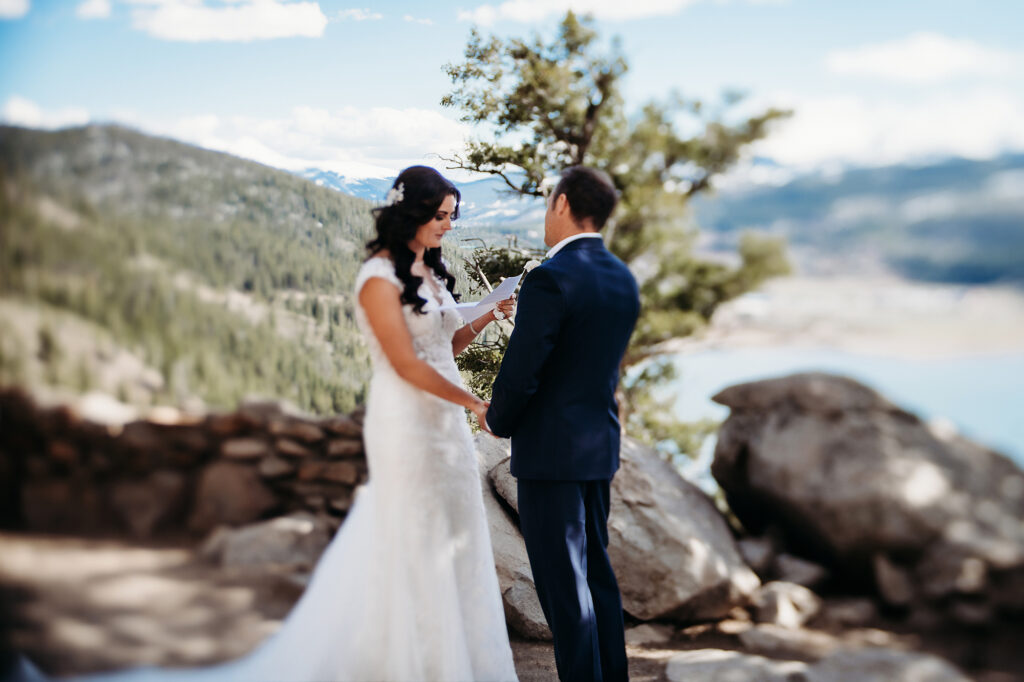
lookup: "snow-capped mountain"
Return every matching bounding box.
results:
[296,168,546,229]
[298,169,395,204]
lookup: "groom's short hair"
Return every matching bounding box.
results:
[552,166,618,230]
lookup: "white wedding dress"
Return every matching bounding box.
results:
[66,257,518,682]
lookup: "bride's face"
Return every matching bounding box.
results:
[410,194,456,251]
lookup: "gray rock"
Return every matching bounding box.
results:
[624,623,674,646]
[713,372,898,414]
[738,623,838,661]
[488,438,760,622]
[258,455,295,479]
[873,554,915,606]
[275,438,314,458]
[489,458,519,511]
[752,581,822,628]
[666,649,808,682]
[805,648,968,682]
[738,536,776,575]
[915,545,987,599]
[477,432,510,475]
[326,438,363,458]
[818,598,877,628]
[220,437,270,460]
[776,553,828,589]
[712,372,1024,612]
[475,435,551,640]
[267,418,325,443]
[202,511,334,569]
[320,414,363,438]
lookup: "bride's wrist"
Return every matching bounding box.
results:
[468,314,493,334]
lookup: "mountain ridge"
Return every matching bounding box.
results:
[297,151,1024,284]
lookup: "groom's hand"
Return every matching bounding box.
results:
[472,400,494,436]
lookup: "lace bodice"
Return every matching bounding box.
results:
[354,257,464,373]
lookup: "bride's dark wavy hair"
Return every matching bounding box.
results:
[366,165,461,314]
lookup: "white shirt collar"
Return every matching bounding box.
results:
[545,231,603,259]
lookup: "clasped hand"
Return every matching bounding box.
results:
[471,400,493,436]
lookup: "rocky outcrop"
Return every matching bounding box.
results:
[475,435,551,640]
[0,387,368,537]
[487,435,759,623]
[712,372,1024,618]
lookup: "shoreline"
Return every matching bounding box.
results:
[658,275,1024,359]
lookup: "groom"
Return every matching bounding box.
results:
[486,166,640,682]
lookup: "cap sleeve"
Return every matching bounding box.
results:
[355,257,402,297]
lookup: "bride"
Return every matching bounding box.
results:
[53,166,520,682]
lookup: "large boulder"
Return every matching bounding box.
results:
[487,435,759,622]
[475,435,551,640]
[712,372,1024,613]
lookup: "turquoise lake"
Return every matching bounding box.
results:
[668,348,1024,466]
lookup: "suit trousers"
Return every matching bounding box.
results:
[516,478,628,682]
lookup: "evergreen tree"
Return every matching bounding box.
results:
[443,12,792,455]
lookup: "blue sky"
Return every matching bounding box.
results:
[2,0,1022,181]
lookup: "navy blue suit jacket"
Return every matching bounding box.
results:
[486,237,640,480]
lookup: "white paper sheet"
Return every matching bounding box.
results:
[442,273,522,323]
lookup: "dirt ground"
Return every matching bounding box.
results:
[1,532,1019,681]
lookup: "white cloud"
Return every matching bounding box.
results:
[336,8,382,21]
[458,0,700,24]
[0,0,29,19]
[826,32,1018,83]
[126,0,327,42]
[3,97,470,177]
[1,96,90,128]
[749,88,1024,170]
[76,0,111,19]
[403,14,433,25]
[158,106,473,177]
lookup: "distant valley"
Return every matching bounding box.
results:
[300,154,1024,285]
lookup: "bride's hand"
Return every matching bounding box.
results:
[472,400,494,436]
[492,295,516,322]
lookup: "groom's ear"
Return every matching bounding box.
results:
[553,192,570,217]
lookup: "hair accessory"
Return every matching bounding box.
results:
[384,182,405,207]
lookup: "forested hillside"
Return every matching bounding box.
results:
[0,124,471,415]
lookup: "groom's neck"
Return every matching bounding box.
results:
[548,225,598,248]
